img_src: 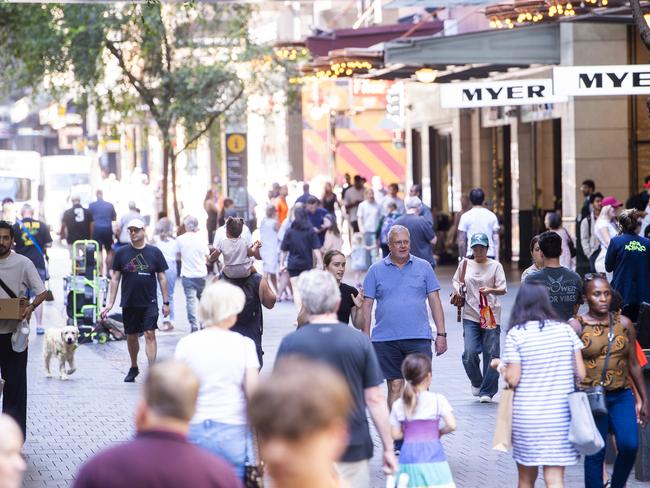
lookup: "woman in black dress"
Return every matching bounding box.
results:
[280,206,322,312]
[321,182,339,214]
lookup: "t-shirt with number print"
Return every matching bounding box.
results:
[62,203,94,243]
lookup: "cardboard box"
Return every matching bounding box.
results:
[0,298,27,320]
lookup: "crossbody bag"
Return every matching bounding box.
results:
[450,258,467,323]
[584,313,614,416]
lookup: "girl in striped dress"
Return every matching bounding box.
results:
[502,283,586,488]
[389,353,456,488]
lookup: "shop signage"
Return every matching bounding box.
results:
[225,132,249,222]
[440,79,566,108]
[553,65,650,96]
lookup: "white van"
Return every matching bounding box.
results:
[41,155,98,228]
[0,150,42,222]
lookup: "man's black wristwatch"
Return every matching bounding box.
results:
[436,332,447,338]
[163,302,170,306]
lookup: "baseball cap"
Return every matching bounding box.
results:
[126,218,145,229]
[601,196,623,208]
[470,233,489,248]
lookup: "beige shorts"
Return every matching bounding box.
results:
[335,459,370,488]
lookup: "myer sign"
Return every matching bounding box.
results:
[440,79,566,108]
[554,65,650,96]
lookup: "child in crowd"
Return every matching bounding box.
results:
[259,205,280,293]
[350,232,372,286]
[390,353,457,488]
[209,217,261,279]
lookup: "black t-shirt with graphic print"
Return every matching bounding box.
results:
[112,244,168,307]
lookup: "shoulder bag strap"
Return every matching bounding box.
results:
[600,313,615,386]
[459,258,468,286]
[0,276,18,298]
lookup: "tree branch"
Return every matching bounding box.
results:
[173,81,244,158]
[630,0,650,50]
[105,38,162,122]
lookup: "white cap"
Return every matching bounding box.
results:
[126,218,145,229]
[405,196,422,209]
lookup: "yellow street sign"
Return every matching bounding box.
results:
[227,134,246,154]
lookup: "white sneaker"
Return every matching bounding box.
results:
[471,386,480,397]
[479,395,492,403]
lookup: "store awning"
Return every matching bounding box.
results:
[306,21,444,57]
[384,23,561,66]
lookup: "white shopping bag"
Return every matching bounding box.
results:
[385,473,410,488]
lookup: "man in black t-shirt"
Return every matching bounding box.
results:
[101,218,169,383]
[276,269,397,486]
[60,195,94,251]
[525,231,583,320]
[13,204,53,335]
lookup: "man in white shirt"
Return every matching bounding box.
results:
[457,188,500,260]
[176,216,210,332]
[381,183,405,216]
[358,189,381,264]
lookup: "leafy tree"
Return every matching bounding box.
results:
[0,3,265,222]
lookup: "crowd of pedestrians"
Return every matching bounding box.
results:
[2,173,650,488]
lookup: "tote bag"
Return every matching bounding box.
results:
[492,387,514,452]
[568,390,605,455]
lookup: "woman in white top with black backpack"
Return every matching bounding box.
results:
[174,280,259,481]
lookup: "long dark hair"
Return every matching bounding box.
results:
[508,283,559,330]
[291,207,313,231]
[401,353,431,419]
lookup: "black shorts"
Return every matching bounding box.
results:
[373,339,432,380]
[93,229,114,252]
[122,306,159,335]
[350,221,360,233]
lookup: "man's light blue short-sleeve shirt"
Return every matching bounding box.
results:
[363,254,441,342]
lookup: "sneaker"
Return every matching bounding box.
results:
[479,395,492,403]
[36,327,45,335]
[471,386,480,397]
[124,367,139,383]
[191,326,198,333]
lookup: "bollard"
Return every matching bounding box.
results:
[635,352,650,481]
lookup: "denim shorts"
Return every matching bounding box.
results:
[188,420,253,479]
[373,339,432,380]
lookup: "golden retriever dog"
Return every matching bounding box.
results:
[43,326,79,380]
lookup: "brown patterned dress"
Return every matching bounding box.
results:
[577,313,630,391]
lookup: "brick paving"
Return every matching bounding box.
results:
[18,247,650,487]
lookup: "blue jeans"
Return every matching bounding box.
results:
[182,276,205,329]
[188,421,252,479]
[462,319,500,398]
[585,388,638,488]
[157,267,176,321]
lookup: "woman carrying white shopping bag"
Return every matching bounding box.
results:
[501,283,586,488]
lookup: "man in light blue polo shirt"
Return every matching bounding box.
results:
[361,224,447,408]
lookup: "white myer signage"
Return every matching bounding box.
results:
[440,79,566,108]
[553,65,650,96]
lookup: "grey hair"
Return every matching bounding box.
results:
[21,203,33,216]
[404,196,422,209]
[297,269,341,315]
[183,215,199,232]
[387,224,410,243]
[156,217,174,238]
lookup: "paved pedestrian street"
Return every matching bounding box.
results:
[20,250,649,487]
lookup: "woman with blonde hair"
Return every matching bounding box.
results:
[174,281,259,480]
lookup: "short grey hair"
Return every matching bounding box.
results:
[387,224,410,243]
[144,361,199,422]
[404,196,422,209]
[183,215,199,232]
[155,217,174,238]
[297,269,341,315]
[21,203,33,216]
[199,280,245,326]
